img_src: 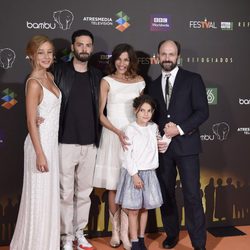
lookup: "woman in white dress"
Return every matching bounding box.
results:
[10,35,61,250]
[93,43,145,250]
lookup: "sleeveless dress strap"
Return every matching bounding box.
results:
[103,75,114,87]
[25,77,44,94]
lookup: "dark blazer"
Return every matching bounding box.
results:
[147,67,209,156]
[52,60,102,146]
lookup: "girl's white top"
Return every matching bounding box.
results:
[121,121,159,176]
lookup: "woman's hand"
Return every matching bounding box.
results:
[117,130,130,150]
[132,174,144,189]
[36,153,49,172]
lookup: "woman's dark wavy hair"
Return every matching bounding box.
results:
[108,43,138,78]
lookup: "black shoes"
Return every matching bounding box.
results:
[194,247,206,250]
[131,241,141,250]
[162,236,179,249]
[138,237,147,250]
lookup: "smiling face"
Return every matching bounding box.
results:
[114,51,130,75]
[72,35,93,62]
[158,40,179,72]
[33,41,54,70]
[135,102,154,126]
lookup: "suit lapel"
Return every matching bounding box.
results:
[155,75,166,108]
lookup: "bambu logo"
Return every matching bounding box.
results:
[26,9,74,30]
[53,9,74,30]
[115,11,130,32]
[0,48,16,69]
[1,88,18,109]
[207,88,217,105]
[239,98,250,105]
[212,122,230,141]
[201,122,230,141]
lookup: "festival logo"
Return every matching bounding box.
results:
[1,88,18,109]
[150,14,172,32]
[0,48,16,69]
[189,18,217,29]
[115,11,130,32]
[207,88,217,105]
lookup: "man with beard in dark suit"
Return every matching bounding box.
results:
[146,40,208,250]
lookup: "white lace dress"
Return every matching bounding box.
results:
[10,78,61,250]
[93,76,145,190]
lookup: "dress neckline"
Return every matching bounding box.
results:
[28,76,61,99]
[107,75,144,85]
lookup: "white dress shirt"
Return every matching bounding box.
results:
[161,66,184,135]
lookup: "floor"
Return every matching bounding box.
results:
[1,226,249,250]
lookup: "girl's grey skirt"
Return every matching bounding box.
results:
[115,168,163,210]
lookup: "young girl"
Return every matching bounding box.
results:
[115,94,163,250]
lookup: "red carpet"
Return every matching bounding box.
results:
[1,226,249,250]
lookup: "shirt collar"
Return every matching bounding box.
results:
[162,66,179,79]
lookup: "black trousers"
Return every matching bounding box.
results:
[157,145,206,248]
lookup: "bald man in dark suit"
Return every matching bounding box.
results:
[146,40,209,250]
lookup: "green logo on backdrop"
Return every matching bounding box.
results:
[207,88,217,105]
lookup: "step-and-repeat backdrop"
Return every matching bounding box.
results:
[0,0,250,244]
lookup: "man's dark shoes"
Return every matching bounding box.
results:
[162,236,179,249]
[194,247,206,250]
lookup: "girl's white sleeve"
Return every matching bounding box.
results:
[122,126,138,176]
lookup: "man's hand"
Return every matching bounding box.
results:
[164,122,180,138]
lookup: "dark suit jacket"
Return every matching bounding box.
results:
[146,67,209,156]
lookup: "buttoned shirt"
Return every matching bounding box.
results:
[161,66,184,135]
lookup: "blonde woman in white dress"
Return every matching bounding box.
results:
[10,35,61,250]
[93,43,145,250]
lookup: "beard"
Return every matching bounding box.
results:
[73,51,91,62]
[160,60,177,72]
